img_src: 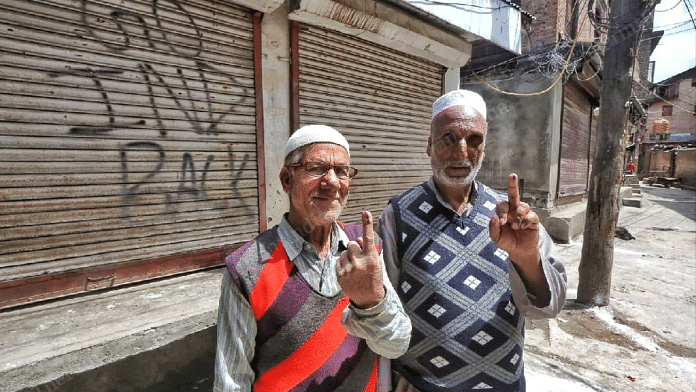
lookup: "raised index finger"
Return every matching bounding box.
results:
[507,173,520,211]
[361,211,375,252]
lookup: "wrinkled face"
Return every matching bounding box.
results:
[428,105,487,187]
[280,143,350,231]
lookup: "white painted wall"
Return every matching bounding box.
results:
[261,4,292,226]
[443,68,460,93]
[404,0,522,54]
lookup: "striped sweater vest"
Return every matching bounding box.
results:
[390,182,526,391]
[225,223,379,392]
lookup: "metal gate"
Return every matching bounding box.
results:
[294,23,443,223]
[558,82,592,197]
[0,0,260,308]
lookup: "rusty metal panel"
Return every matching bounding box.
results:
[0,0,259,303]
[558,82,592,198]
[296,24,441,223]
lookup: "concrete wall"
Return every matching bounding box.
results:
[461,76,562,210]
[261,2,292,227]
[674,149,696,188]
[649,150,672,176]
[406,0,522,54]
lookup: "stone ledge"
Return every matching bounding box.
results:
[541,187,635,243]
[543,202,587,244]
[622,197,643,208]
[1,269,223,392]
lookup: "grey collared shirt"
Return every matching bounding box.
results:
[214,216,411,392]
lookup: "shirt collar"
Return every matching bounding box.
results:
[426,177,479,216]
[278,214,349,261]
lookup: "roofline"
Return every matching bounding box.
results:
[379,0,482,43]
[653,65,696,86]
[500,0,535,19]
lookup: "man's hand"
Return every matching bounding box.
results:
[489,173,541,271]
[337,211,385,309]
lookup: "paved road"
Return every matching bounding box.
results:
[526,183,696,392]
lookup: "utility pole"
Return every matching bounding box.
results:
[577,0,652,306]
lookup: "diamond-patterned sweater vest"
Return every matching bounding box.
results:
[390,182,526,391]
[225,225,378,392]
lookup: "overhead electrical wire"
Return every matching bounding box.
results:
[469,13,588,97]
[458,0,687,105]
[633,79,696,115]
[407,0,515,12]
[681,0,696,30]
[654,0,684,12]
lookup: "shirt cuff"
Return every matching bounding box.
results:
[349,285,392,318]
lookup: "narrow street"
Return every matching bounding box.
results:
[525,183,696,391]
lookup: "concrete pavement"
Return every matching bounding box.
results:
[525,183,696,392]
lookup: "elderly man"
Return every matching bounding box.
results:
[376,90,567,391]
[215,125,411,391]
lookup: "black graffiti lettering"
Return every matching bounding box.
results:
[81,1,145,52]
[139,63,167,136]
[76,0,251,137]
[140,63,211,135]
[194,60,252,134]
[50,68,147,135]
[138,62,249,136]
[228,145,248,191]
[178,152,214,197]
[66,1,256,217]
[120,141,165,201]
[82,0,203,56]
[152,0,203,57]
[228,145,252,213]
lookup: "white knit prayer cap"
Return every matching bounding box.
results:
[432,89,487,120]
[284,125,350,158]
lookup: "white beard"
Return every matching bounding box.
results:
[432,155,483,187]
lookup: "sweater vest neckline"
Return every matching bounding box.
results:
[389,181,526,391]
[225,223,379,392]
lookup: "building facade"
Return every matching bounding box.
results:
[0,0,521,309]
[460,0,660,242]
[644,66,696,141]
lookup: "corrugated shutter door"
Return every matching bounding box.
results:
[297,24,442,223]
[558,82,591,197]
[0,1,258,288]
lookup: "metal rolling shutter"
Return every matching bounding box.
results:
[296,24,442,224]
[0,0,258,305]
[558,82,592,197]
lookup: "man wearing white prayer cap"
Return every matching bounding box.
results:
[377,89,567,391]
[215,124,411,391]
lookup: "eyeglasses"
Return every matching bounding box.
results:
[288,161,358,180]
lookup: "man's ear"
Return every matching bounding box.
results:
[279,167,292,194]
[426,136,432,157]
